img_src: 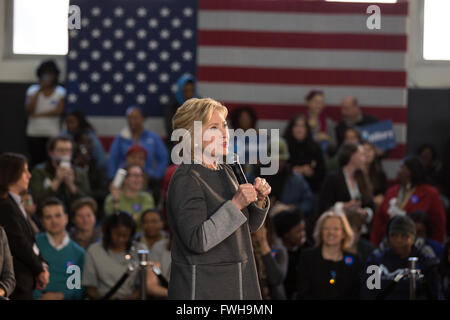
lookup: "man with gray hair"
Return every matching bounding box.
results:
[335,96,378,146]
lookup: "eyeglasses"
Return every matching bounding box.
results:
[127,173,144,178]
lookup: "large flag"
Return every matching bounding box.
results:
[66,0,198,145]
[66,0,408,179]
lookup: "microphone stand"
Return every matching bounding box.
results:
[138,249,149,300]
[376,256,424,300]
[408,257,419,300]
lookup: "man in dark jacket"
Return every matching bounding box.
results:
[0,153,49,299]
[361,215,443,300]
[335,96,378,146]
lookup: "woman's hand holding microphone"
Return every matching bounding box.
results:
[231,177,271,210]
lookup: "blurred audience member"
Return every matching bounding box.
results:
[371,157,446,246]
[416,143,442,188]
[82,211,142,300]
[149,234,172,283]
[125,144,147,170]
[283,115,326,193]
[325,128,363,174]
[29,136,91,210]
[125,144,159,206]
[25,60,65,168]
[0,226,15,300]
[345,208,375,265]
[362,141,387,209]
[33,197,85,300]
[0,153,49,299]
[21,192,41,234]
[230,106,258,132]
[61,110,108,169]
[164,74,198,144]
[108,106,169,183]
[104,165,155,230]
[409,210,444,258]
[160,164,178,231]
[72,131,108,219]
[145,260,169,299]
[438,240,450,300]
[335,96,378,147]
[229,106,259,174]
[304,90,336,154]
[69,197,102,250]
[362,216,443,300]
[251,217,288,300]
[272,209,311,300]
[136,209,167,251]
[250,138,314,215]
[296,210,360,300]
[319,143,374,226]
[343,127,362,145]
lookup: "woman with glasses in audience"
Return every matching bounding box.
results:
[104,165,155,230]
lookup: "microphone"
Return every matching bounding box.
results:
[230,153,248,185]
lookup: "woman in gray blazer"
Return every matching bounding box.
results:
[167,98,271,300]
[0,226,15,299]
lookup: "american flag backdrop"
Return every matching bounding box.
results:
[66,0,408,179]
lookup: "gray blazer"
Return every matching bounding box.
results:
[167,163,269,300]
[0,226,15,298]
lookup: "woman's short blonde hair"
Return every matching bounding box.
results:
[171,98,228,156]
[313,209,354,250]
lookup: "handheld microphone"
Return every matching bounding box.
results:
[230,153,248,185]
[230,153,263,209]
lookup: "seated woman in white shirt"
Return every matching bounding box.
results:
[25,60,66,168]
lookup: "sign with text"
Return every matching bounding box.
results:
[358,120,396,151]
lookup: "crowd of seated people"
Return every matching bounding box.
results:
[0,62,449,300]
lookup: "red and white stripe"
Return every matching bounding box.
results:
[196,0,409,179]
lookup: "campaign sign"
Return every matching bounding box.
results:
[358,121,396,151]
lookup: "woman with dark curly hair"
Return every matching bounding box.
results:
[82,211,143,300]
[25,60,66,167]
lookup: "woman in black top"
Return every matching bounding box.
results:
[319,143,374,216]
[284,115,326,193]
[296,210,361,299]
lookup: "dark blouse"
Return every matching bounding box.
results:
[296,246,361,300]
